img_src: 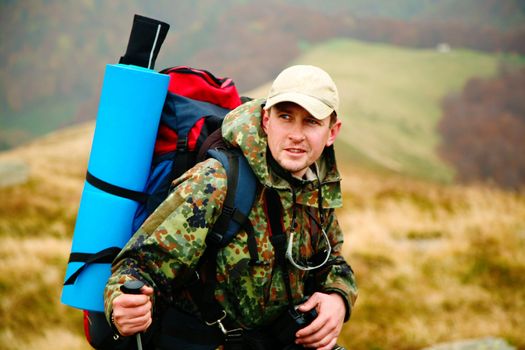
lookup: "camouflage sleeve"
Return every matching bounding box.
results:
[104,158,228,322]
[317,210,358,322]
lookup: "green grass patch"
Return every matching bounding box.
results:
[294,39,524,183]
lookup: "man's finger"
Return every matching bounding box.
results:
[296,319,330,345]
[317,337,338,350]
[115,294,151,308]
[119,312,152,328]
[296,314,325,338]
[118,302,152,319]
[297,293,320,313]
[141,285,154,296]
[114,310,152,336]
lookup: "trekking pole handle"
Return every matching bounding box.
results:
[120,280,145,294]
[120,280,146,350]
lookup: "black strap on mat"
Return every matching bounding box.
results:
[86,171,148,204]
[64,247,121,285]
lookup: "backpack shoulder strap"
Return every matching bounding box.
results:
[264,188,295,308]
[206,147,257,248]
[186,146,259,330]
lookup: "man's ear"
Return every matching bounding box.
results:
[261,108,270,134]
[326,119,342,147]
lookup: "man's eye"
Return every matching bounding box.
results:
[279,113,291,120]
[306,118,321,126]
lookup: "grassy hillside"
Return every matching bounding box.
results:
[336,164,525,349]
[312,40,519,182]
[0,123,94,350]
[1,122,524,350]
[1,39,524,349]
[249,39,524,183]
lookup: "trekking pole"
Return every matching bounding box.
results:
[120,280,146,350]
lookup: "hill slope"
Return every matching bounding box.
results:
[0,123,94,350]
[248,39,522,182]
[1,38,524,349]
[1,113,524,349]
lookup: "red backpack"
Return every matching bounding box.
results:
[83,66,258,350]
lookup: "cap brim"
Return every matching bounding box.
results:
[265,92,333,120]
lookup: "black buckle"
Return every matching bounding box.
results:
[221,205,236,217]
[206,230,224,246]
[177,138,188,152]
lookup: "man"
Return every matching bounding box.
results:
[105,65,358,350]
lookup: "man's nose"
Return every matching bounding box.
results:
[288,123,306,141]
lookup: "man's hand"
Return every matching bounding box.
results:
[111,285,154,336]
[295,292,346,350]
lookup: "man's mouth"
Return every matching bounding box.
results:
[285,148,306,154]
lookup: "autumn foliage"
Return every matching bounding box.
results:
[438,67,525,190]
[2,1,525,114]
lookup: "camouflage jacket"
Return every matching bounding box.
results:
[105,98,357,329]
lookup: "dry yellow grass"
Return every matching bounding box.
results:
[0,236,90,350]
[0,123,524,349]
[336,163,525,349]
[0,124,93,350]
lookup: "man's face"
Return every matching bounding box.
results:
[262,102,341,178]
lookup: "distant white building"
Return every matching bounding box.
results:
[436,43,451,53]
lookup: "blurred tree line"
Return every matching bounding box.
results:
[1,0,525,190]
[2,0,524,117]
[438,66,525,190]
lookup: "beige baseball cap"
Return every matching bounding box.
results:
[264,65,339,120]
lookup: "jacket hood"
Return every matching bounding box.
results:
[221,98,343,208]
